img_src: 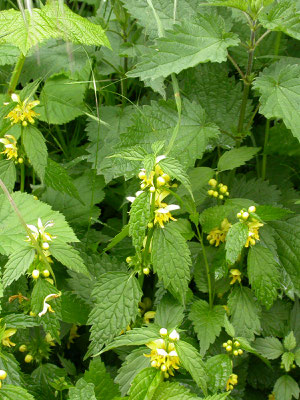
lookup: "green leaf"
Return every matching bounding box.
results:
[87,272,142,355]
[44,158,80,200]
[158,157,193,198]
[224,314,235,337]
[217,147,260,172]
[0,352,22,386]
[253,62,300,143]
[284,332,297,351]
[199,205,234,233]
[291,299,300,345]
[129,367,161,400]
[254,337,284,359]
[255,205,292,221]
[129,191,151,250]
[31,363,67,399]
[225,222,248,264]
[259,0,300,40]
[155,293,184,331]
[3,247,35,288]
[0,44,19,66]
[206,354,232,393]
[68,378,97,400]
[189,300,225,355]
[248,245,281,309]
[0,385,34,400]
[175,340,207,394]
[269,216,300,295]
[84,358,120,400]
[152,223,191,304]
[153,381,201,400]
[23,125,47,180]
[128,15,239,81]
[0,160,16,192]
[228,286,261,340]
[295,349,300,367]
[31,278,60,315]
[274,375,299,400]
[61,292,91,325]
[37,74,86,124]
[50,244,89,277]
[282,352,295,371]
[2,314,39,329]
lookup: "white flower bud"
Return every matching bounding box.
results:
[169,329,180,341]
[159,328,168,337]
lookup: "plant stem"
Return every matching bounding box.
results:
[6,52,25,99]
[20,162,25,192]
[261,119,270,180]
[227,53,246,80]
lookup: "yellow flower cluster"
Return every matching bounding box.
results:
[223,339,243,357]
[207,179,229,200]
[226,373,238,391]
[0,134,18,161]
[207,218,231,246]
[145,328,180,378]
[237,206,264,247]
[229,269,242,285]
[26,218,56,264]
[5,93,40,126]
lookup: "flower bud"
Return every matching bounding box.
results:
[169,329,180,341]
[234,341,240,347]
[0,370,7,380]
[42,270,50,278]
[19,344,27,352]
[233,350,239,356]
[11,93,20,102]
[157,176,166,186]
[219,195,224,200]
[29,311,36,317]
[241,212,249,220]
[160,328,168,337]
[220,185,228,193]
[207,190,214,196]
[208,179,217,187]
[213,191,219,198]
[222,342,227,348]
[226,345,232,352]
[25,354,33,363]
[162,173,170,182]
[161,364,167,372]
[126,257,132,264]
[227,340,232,345]
[237,212,242,218]
[140,182,147,189]
[138,171,146,180]
[248,205,256,213]
[149,186,156,193]
[42,242,49,250]
[143,267,150,275]
[22,121,28,127]
[147,222,153,229]
[238,349,243,355]
[225,192,229,196]
[18,157,24,164]
[32,269,40,279]
[151,360,157,368]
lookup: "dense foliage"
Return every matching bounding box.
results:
[0,0,299,399]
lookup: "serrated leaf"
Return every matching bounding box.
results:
[259,0,300,40]
[0,352,22,386]
[255,205,292,221]
[44,158,80,200]
[129,191,151,250]
[23,125,47,180]
[175,340,207,394]
[84,358,120,400]
[224,314,235,337]
[189,299,225,355]
[152,381,200,400]
[50,244,89,277]
[158,157,193,198]
[68,378,97,400]
[152,224,191,304]
[61,292,91,325]
[225,222,248,264]
[295,349,300,367]
[217,147,259,172]
[116,348,151,397]
[3,247,35,288]
[284,332,297,351]
[228,286,261,340]
[274,375,299,400]
[248,245,281,309]
[31,363,67,399]
[253,62,300,143]
[128,15,239,81]
[155,293,184,331]
[254,337,284,359]
[31,278,60,315]
[0,160,16,192]
[87,272,142,355]
[129,367,161,400]
[0,385,35,400]
[282,352,295,371]
[0,44,19,66]
[206,354,232,393]
[37,74,86,124]
[2,314,39,329]
[199,205,234,233]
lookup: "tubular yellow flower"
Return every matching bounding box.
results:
[144,311,156,324]
[145,338,180,376]
[226,373,238,391]
[67,325,80,349]
[230,269,242,285]
[207,218,231,247]
[2,328,17,347]
[154,204,180,228]
[0,134,18,160]
[5,94,40,126]
[268,393,275,400]
[245,219,264,248]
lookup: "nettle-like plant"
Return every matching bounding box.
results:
[0,0,299,399]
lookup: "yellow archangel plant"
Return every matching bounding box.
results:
[207,218,231,246]
[0,134,18,160]
[5,93,40,126]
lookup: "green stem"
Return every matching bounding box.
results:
[165,73,182,156]
[261,119,270,180]
[6,52,25,100]
[20,162,25,192]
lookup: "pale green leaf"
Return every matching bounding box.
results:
[0,160,16,192]
[282,352,295,371]
[3,247,35,288]
[0,385,35,400]
[87,272,142,355]
[284,332,297,351]
[50,244,90,277]
[254,337,284,359]
[129,191,151,250]
[255,205,292,221]
[31,278,60,316]
[225,222,248,264]
[0,352,22,386]
[129,367,161,400]
[155,293,184,331]
[152,223,191,304]
[206,354,232,393]
[175,340,207,394]
[23,125,47,180]
[295,349,300,367]
[248,244,281,309]
[0,44,19,66]
[228,286,261,340]
[189,299,225,355]
[253,62,300,143]
[158,157,193,198]
[128,15,239,81]
[224,314,235,338]
[217,147,259,172]
[68,378,97,400]
[199,205,234,233]
[274,375,299,400]
[153,381,200,400]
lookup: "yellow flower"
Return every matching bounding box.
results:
[154,204,180,228]
[67,325,80,349]
[230,269,242,285]
[0,134,18,160]
[145,338,180,376]
[226,373,238,391]
[8,292,29,304]
[245,219,264,247]
[144,311,156,324]
[45,333,55,346]
[207,218,231,247]
[268,393,275,400]
[5,93,40,126]
[2,328,16,347]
